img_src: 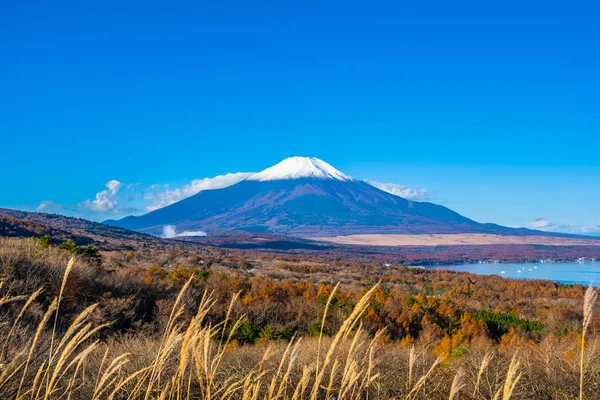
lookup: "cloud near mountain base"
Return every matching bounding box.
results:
[145,173,253,211]
[365,180,429,200]
[162,225,207,238]
[528,217,600,236]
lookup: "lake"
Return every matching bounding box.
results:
[429,261,600,286]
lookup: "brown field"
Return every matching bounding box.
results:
[313,233,600,247]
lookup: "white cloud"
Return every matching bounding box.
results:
[36,200,62,213]
[80,180,124,212]
[527,217,600,236]
[32,173,250,220]
[581,225,600,234]
[146,172,253,211]
[147,183,169,191]
[162,225,207,238]
[106,180,122,193]
[529,217,551,230]
[365,180,429,200]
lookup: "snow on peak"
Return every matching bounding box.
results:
[248,157,355,182]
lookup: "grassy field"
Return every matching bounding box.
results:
[0,237,598,399]
[313,233,600,247]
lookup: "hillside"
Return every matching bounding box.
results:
[3,207,599,265]
[0,208,165,250]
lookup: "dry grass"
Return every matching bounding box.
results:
[0,246,598,399]
[0,257,526,400]
[0,260,386,399]
[580,283,598,400]
[493,355,522,400]
[472,351,493,398]
[312,233,600,247]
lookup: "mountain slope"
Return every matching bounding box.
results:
[0,208,163,249]
[106,157,522,237]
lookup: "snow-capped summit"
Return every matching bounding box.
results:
[248,156,355,182]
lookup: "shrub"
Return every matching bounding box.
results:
[258,324,294,342]
[307,320,329,336]
[474,310,544,340]
[59,239,79,253]
[195,269,211,280]
[38,234,52,248]
[234,320,259,344]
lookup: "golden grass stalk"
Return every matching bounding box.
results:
[0,348,27,391]
[92,353,130,400]
[106,365,152,400]
[580,282,598,400]
[309,284,381,400]
[448,368,464,400]
[472,350,493,398]
[493,354,522,400]
[2,288,43,359]
[15,298,58,399]
[0,294,30,307]
[315,282,340,381]
[266,338,300,399]
[290,364,313,400]
[404,356,442,400]
[48,257,75,357]
[42,317,111,399]
[407,345,416,391]
[143,275,194,399]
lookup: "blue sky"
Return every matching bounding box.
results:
[1,1,598,234]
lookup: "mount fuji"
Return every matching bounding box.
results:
[106,157,517,237]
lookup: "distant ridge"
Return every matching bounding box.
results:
[0,207,160,249]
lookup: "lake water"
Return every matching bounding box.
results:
[429,261,600,287]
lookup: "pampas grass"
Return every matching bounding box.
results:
[404,356,442,400]
[0,250,598,399]
[447,368,464,400]
[407,345,415,391]
[493,354,522,400]
[1,259,386,399]
[472,350,493,398]
[580,282,598,400]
